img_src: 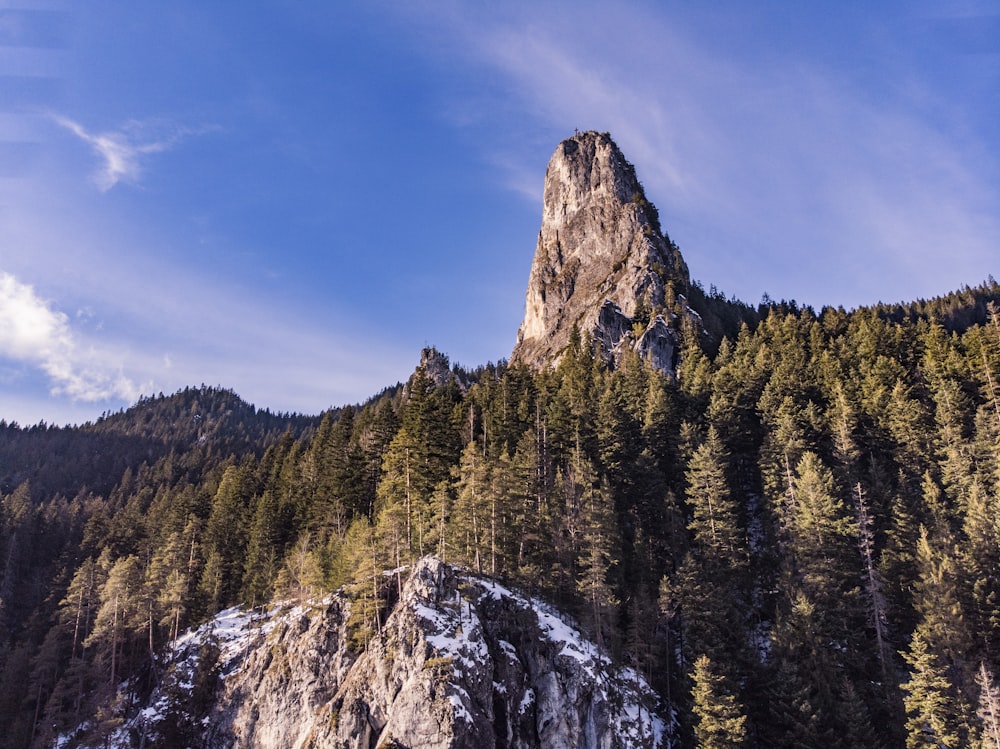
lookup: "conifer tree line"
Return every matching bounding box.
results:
[1,280,1000,746]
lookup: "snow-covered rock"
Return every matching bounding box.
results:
[85,557,671,748]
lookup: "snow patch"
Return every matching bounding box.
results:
[448,693,474,724]
[476,575,603,675]
[61,599,331,749]
[411,593,489,676]
[519,687,536,714]
[498,638,520,662]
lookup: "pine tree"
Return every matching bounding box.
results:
[547,326,599,461]
[145,522,197,647]
[377,426,421,560]
[343,518,386,648]
[85,554,144,691]
[485,449,516,576]
[60,557,100,662]
[885,379,933,483]
[959,479,1000,659]
[901,630,966,749]
[354,396,401,521]
[685,427,745,567]
[573,454,619,649]
[765,592,841,748]
[308,406,367,529]
[786,452,859,637]
[509,425,553,590]
[241,489,284,607]
[597,374,641,490]
[450,441,488,573]
[0,642,33,749]
[54,556,103,727]
[26,624,66,748]
[399,364,461,501]
[0,481,34,640]
[853,482,893,681]
[912,526,973,673]
[672,426,753,681]
[677,318,714,421]
[427,480,452,562]
[375,496,409,597]
[642,369,678,478]
[200,463,253,609]
[691,654,748,748]
[275,534,324,602]
[826,375,861,482]
[759,396,812,525]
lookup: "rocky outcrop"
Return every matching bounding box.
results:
[511,131,690,373]
[105,558,670,748]
[404,346,469,394]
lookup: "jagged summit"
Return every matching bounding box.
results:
[511,130,689,373]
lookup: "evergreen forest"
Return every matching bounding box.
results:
[3,279,1000,747]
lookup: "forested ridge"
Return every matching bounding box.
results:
[2,279,1000,747]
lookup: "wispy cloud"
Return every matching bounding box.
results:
[415,3,1000,307]
[54,116,203,191]
[0,271,140,401]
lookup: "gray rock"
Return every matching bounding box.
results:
[511,131,690,373]
[635,315,677,374]
[123,558,670,748]
[402,347,469,398]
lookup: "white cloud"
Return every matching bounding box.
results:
[0,271,140,401]
[0,178,415,423]
[53,116,195,191]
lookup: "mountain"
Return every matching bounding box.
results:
[3,132,1000,749]
[511,130,690,373]
[0,386,319,499]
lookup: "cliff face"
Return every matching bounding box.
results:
[97,558,669,749]
[511,131,689,373]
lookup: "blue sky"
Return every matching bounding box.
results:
[1,1,997,426]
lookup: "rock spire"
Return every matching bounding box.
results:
[511,131,689,372]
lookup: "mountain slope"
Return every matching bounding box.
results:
[0,386,318,498]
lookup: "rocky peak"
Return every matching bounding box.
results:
[511,131,690,373]
[418,346,457,388]
[403,346,468,396]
